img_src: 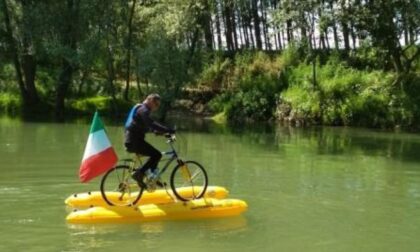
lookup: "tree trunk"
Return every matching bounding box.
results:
[242,12,250,49]
[403,23,409,46]
[237,9,247,49]
[56,60,74,118]
[231,5,238,50]
[391,49,404,74]
[252,0,262,49]
[341,1,350,51]
[249,22,255,49]
[329,1,339,49]
[273,31,278,50]
[215,1,223,49]
[325,31,330,49]
[286,19,293,43]
[223,0,234,51]
[332,24,339,49]
[186,28,200,68]
[123,0,138,101]
[277,32,283,50]
[272,0,282,50]
[341,21,350,51]
[55,0,78,118]
[409,21,415,44]
[281,29,286,48]
[350,21,357,49]
[300,22,308,46]
[201,0,213,51]
[22,54,38,104]
[237,11,244,49]
[1,0,29,103]
[21,0,39,104]
[261,0,270,50]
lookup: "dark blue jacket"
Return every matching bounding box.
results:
[124,103,172,144]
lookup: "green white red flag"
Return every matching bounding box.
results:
[79,112,118,183]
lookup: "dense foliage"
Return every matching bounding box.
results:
[0,0,419,128]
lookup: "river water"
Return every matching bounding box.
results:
[0,116,420,251]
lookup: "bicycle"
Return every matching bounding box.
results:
[100,133,208,206]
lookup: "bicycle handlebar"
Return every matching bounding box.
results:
[165,133,176,142]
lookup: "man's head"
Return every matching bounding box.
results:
[143,93,161,111]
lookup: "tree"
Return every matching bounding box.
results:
[354,0,420,74]
[123,0,138,101]
[1,0,40,107]
[252,0,263,49]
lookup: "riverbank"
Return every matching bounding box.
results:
[1,49,419,130]
[198,49,420,131]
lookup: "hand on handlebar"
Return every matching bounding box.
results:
[165,132,175,138]
[165,129,176,141]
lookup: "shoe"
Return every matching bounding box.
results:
[131,172,146,188]
[147,168,160,180]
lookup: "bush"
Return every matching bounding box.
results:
[233,51,284,93]
[279,61,401,127]
[68,96,132,115]
[203,47,420,128]
[281,43,301,68]
[0,93,22,114]
[198,56,233,90]
[198,51,287,92]
[210,89,276,123]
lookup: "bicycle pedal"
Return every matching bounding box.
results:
[156,181,166,188]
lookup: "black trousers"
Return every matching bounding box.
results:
[125,140,162,175]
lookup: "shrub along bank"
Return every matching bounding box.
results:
[202,49,420,130]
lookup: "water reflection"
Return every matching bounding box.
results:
[67,216,247,234]
[273,126,420,163]
[66,217,247,251]
[166,115,420,164]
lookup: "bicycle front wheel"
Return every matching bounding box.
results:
[170,161,208,201]
[100,165,144,206]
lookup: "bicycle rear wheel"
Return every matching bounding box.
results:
[170,161,208,201]
[100,165,144,206]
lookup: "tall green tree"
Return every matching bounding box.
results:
[1,0,39,107]
[354,0,420,74]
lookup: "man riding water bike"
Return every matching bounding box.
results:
[124,93,175,188]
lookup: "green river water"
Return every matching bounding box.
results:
[1,116,420,252]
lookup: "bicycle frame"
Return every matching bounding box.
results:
[122,136,183,178]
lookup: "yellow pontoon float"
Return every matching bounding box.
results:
[66,198,247,224]
[65,186,229,208]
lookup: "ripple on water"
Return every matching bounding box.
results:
[1,218,37,225]
[0,187,29,194]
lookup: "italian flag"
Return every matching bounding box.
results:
[79,112,118,183]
